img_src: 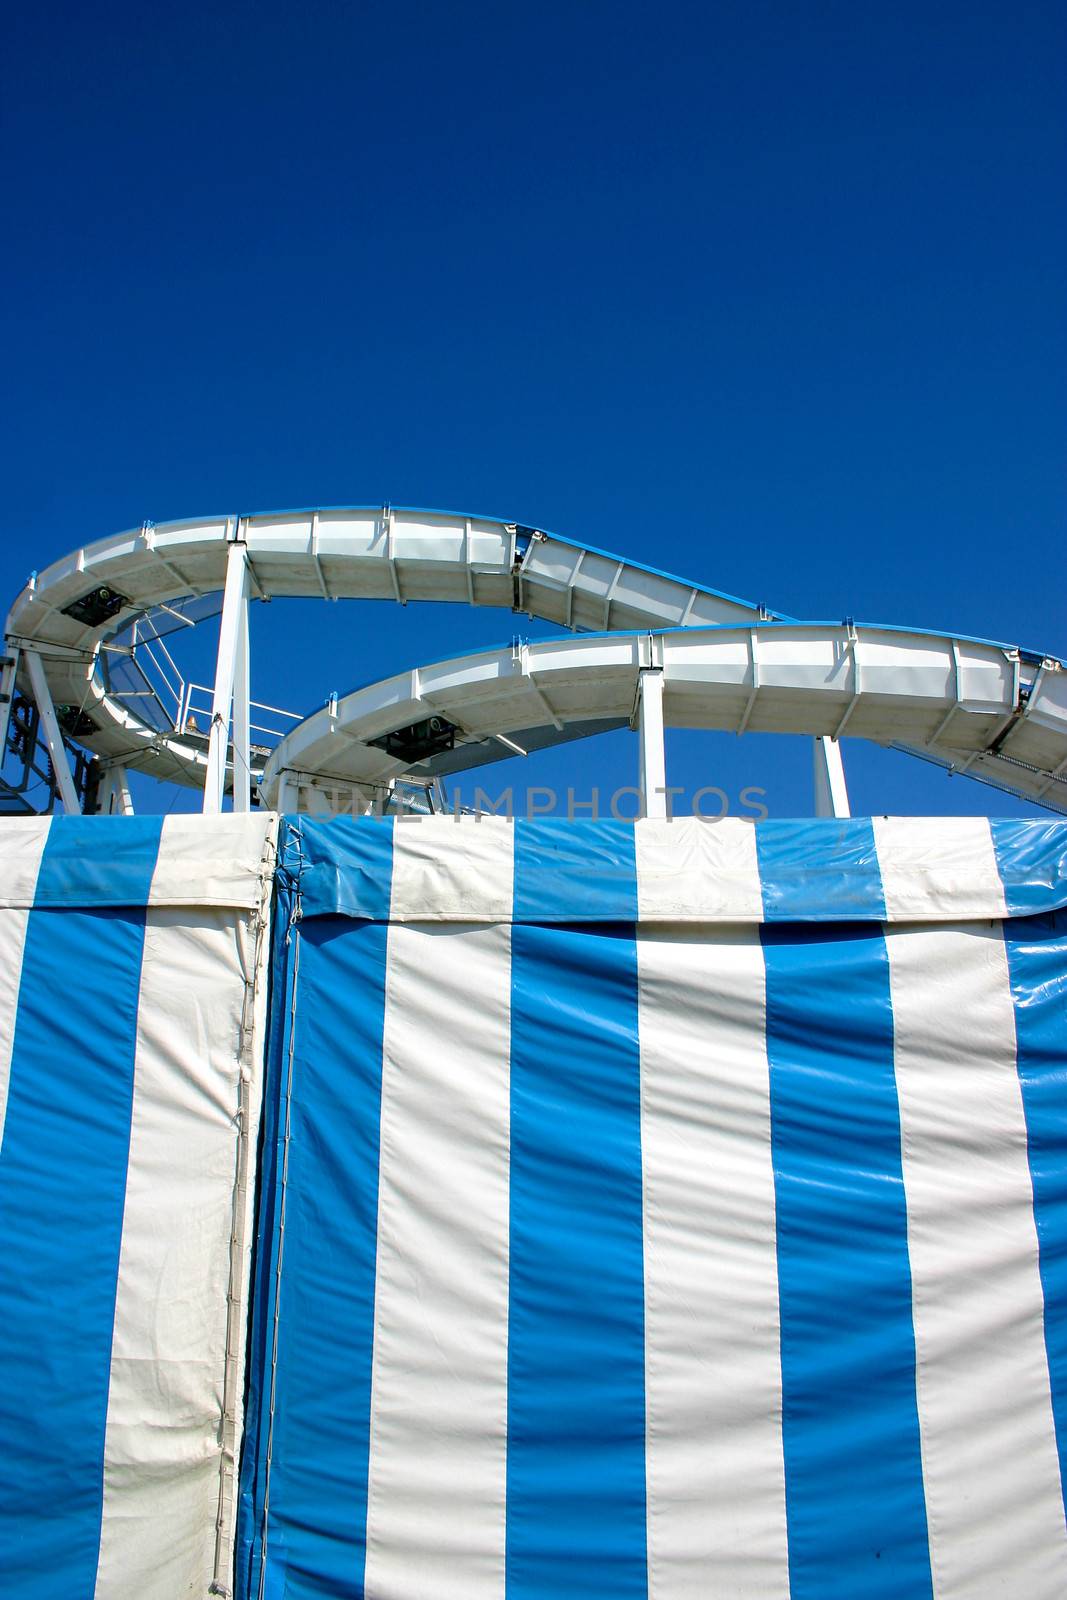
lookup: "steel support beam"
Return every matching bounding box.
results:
[0,644,19,762]
[98,763,135,816]
[204,538,250,814]
[813,735,850,818]
[113,765,135,816]
[638,668,667,818]
[231,588,251,813]
[95,767,115,815]
[25,647,81,814]
[276,772,295,814]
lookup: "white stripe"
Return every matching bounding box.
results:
[364,920,511,1598]
[390,815,514,920]
[874,816,1006,921]
[635,818,763,921]
[150,813,277,906]
[0,817,51,1150]
[637,925,788,1598]
[887,923,1067,1598]
[95,898,268,1598]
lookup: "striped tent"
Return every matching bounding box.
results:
[0,815,277,1600]
[237,815,1067,1600]
[1,812,1065,1597]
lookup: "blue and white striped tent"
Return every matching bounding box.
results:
[0,814,277,1600]
[237,815,1067,1600]
[1,812,1067,1599]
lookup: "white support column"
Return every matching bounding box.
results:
[204,537,250,814]
[638,668,667,819]
[95,764,134,816]
[24,648,81,815]
[96,767,115,816]
[112,765,135,816]
[276,772,295,814]
[231,587,251,813]
[813,735,850,818]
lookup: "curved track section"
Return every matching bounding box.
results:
[258,624,1067,814]
[4,507,777,788]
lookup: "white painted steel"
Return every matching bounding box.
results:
[113,766,135,816]
[24,648,81,814]
[258,624,1067,815]
[637,671,667,819]
[4,508,770,795]
[813,736,850,818]
[232,580,251,815]
[204,540,250,814]
[6,505,1065,811]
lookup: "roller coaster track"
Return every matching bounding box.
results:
[5,507,1065,813]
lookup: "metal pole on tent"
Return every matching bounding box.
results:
[204,529,250,815]
[24,648,81,814]
[813,735,850,817]
[637,667,667,818]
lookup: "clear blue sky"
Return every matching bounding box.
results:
[3,1,1064,817]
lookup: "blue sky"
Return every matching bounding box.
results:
[3,1,1064,817]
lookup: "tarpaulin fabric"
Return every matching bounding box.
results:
[0,813,277,1600]
[283,813,1067,923]
[238,815,1067,1600]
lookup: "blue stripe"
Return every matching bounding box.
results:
[991,821,1067,917]
[506,828,647,1599]
[288,815,396,920]
[247,840,395,1598]
[27,815,168,906]
[1002,909,1067,1503]
[0,817,161,1598]
[757,819,886,921]
[761,922,931,1599]
[513,819,641,922]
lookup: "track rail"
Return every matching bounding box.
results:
[257,624,1067,815]
[6,506,1065,812]
[4,507,774,790]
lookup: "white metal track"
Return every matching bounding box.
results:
[256,624,1067,815]
[4,507,774,792]
[5,505,1065,812]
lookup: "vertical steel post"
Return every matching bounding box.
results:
[813,735,850,818]
[24,648,81,814]
[204,535,250,814]
[231,589,251,813]
[276,772,295,814]
[638,668,667,819]
[112,765,135,816]
[96,767,115,816]
[96,764,135,815]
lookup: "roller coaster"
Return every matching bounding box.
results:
[4,506,1065,817]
